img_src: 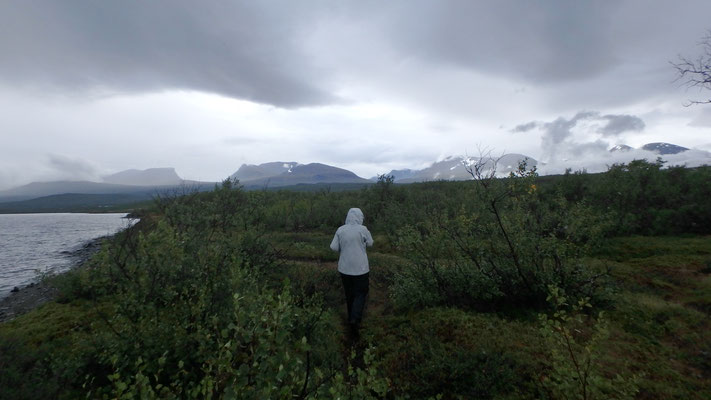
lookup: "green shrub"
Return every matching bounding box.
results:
[74,180,389,398]
[539,286,641,400]
[392,162,611,312]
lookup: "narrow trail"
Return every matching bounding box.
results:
[278,240,397,375]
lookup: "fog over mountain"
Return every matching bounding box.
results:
[379,142,711,182]
[536,142,711,176]
[384,154,538,183]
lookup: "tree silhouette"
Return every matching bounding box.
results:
[673,31,711,106]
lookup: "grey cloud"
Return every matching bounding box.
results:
[511,121,539,133]
[539,111,598,155]
[0,1,336,107]
[566,140,609,157]
[47,154,99,181]
[379,0,619,83]
[519,111,645,142]
[331,0,711,111]
[522,111,645,160]
[2,0,710,112]
[599,114,645,136]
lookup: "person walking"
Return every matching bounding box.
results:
[330,208,373,336]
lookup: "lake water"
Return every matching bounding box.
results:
[0,213,132,299]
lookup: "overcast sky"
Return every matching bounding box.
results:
[1,0,710,189]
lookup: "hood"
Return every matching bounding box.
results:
[345,208,364,225]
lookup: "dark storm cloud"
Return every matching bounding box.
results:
[0,1,335,107]
[599,114,645,136]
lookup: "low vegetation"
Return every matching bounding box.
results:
[1,159,710,399]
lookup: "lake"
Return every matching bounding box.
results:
[0,213,131,299]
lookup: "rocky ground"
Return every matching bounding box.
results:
[0,236,106,323]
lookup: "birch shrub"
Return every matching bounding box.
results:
[391,162,611,312]
[79,180,388,398]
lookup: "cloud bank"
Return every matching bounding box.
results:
[0,1,335,107]
[513,111,646,161]
[1,1,710,189]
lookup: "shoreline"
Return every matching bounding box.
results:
[0,235,108,323]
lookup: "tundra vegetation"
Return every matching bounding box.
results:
[1,159,710,399]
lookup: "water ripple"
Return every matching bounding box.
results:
[0,213,131,298]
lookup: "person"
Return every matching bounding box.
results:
[330,208,373,335]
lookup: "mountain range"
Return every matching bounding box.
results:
[610,142,690,155]
[231,162,370,187]
[102,168,183,186]
[384,153,537,183]
[0,142,709,210]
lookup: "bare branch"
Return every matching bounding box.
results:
[672,31,711,106]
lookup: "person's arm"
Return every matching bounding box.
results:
[330,230,340,252]
[363,228,374,247]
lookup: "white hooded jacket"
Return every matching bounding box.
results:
[330,208,374,275]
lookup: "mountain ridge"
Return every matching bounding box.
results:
[384,153,539,183]
[102,167,183,186]
[232,162,370,188]
[2,141,709,203]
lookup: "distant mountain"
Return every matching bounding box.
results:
[641,142,689,155]
[0,180,216,203]
[610,144,633,152]
[380,168,418,181]
[0,181,145,200]
[608,142,690,155]
[103,168,183,186]
[0,193,151,213]
[231,162,370,187]
[386,154,538,183]
[230,162,298,182]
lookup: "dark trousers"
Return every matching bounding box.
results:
[341,272,369,325]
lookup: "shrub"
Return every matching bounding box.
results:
[539,286,641,400]
[75,180,389,398]
[392,162,610,312]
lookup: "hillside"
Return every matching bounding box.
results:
[237,162,370,187]
[389,153,538,182]
[231,161,298,181]
[0,193,152,213]
[102,168,183,186]
[0,181,219,213]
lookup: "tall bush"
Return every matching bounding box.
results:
[392,161,610,311]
